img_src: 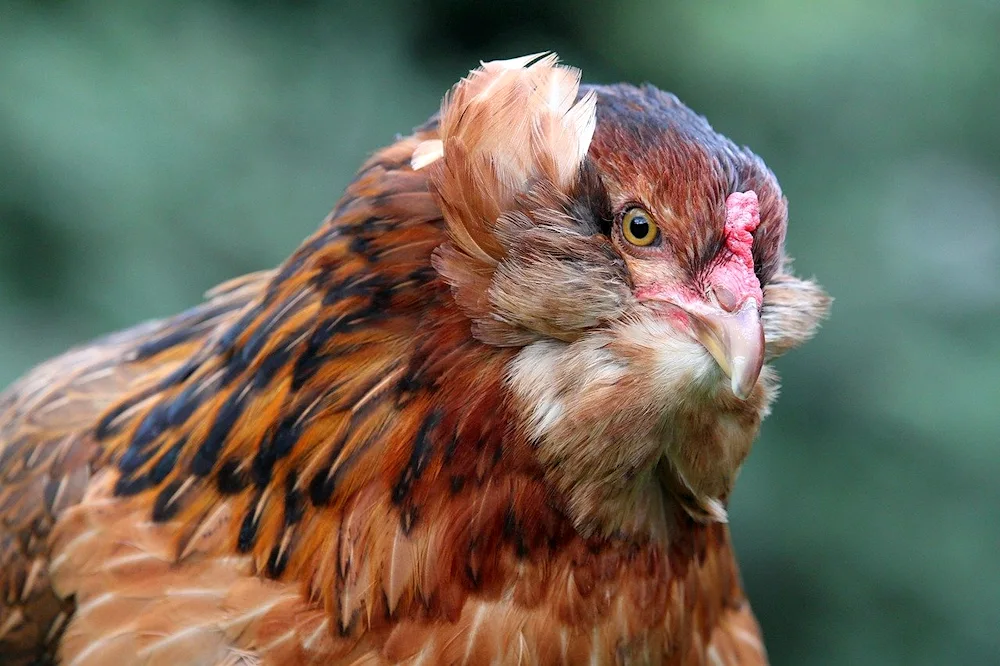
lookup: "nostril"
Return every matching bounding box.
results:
[711,285,740,312]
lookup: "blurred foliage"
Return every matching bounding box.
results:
[2,0,999,663]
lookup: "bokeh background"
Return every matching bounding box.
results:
[2,0,998,663]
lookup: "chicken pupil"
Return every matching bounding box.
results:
[629,216,650,239]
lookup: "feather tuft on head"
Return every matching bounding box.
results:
[417,53,597,266]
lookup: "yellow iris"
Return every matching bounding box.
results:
[621,207,658,246]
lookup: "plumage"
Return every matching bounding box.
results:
[0,54,829,665]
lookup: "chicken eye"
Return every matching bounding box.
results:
[621,207,658,246]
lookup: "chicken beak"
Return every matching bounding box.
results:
[688,299,764,400]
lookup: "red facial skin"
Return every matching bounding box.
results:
[632,191,765,398]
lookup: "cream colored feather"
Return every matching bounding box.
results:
[418,52,597,265]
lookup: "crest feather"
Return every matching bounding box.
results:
[418,52,597,266]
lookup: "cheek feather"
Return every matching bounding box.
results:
[611,318,716,393]
[507,339,567,442]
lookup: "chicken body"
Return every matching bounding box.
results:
[0,55,829,665]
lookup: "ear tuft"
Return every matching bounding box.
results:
[761,274,832,360]
[425,53,599,334]
[427,52,597,266]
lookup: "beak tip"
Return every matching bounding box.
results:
[729,355,756,400]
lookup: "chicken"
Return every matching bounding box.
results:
[0,54,829,665]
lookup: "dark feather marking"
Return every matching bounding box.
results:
[122,402,170,464]
[131,299,237,361]
[219,351,251,388]
[237,496,262,552]
[95,391,151,441]
[217,458,250,495]
[152,480,184,522]
[250,449,275,488]
[307,429,368,507]
[328,194,359,221]
[466,541,481,588]
[115,435,188,495]
[130,320,215,363]
[291,319,337,391]
[305,352,403,505]
[355,214,391,232]
[400,505,419,535]
[349,234,372,257]
[291,352,326,391]
[406,265,438,285]
[271,415,303,460]
[191,387,251,477]
[502,505,517,540]
[274,232,336,285]
[396,371,429,399]
[251,414,303,488]
[114,472,150,496]
[149,438,185,484]
[240,294,308,366]
[321,274,387,307]
[253,340,296,390]
[117,446,153,478]
[292,311,377,390]
[503,504,529,558]
[284,471,304,526]
[274,253,309,287]
[392,410,442,505]
[367,286,392,315]
[131,327,204,362]
[266,544,290,578]
[442,434,459,465]
[154,358,202,393]
[215,303,266,356]
[163,381,210,429]
[240,320,277,367]
[308,468,336,507]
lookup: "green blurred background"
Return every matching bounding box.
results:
[1,0,998,663]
